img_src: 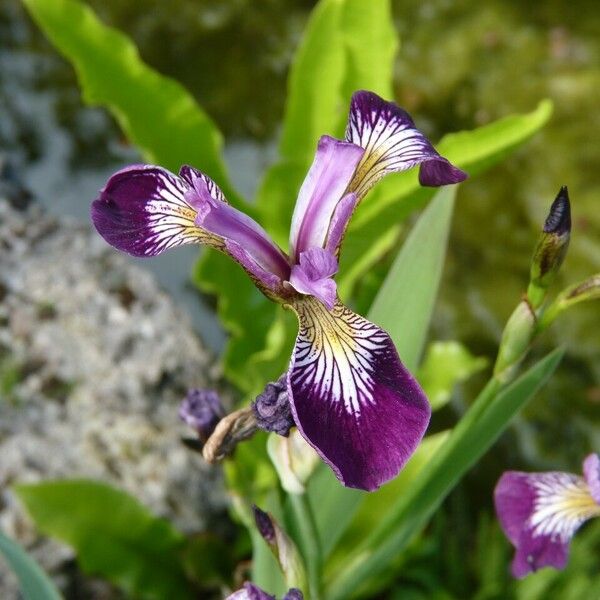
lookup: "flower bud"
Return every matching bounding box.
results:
[179,389,224,442]
[539,273,600,330]
[252,375,295,437]
[527,186,571,308]
[494,300,537,383]
[267,429,320,494]
[252,506,308,591]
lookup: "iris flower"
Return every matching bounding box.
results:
[227,582,302,600]
[92,91,466,491]
[494,453,600,577]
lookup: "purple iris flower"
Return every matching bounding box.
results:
[91,90,466,491]
[494,453,600,578]
[227,582,303,600]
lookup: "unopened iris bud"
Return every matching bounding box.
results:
[494,300,537,383]
[179,389,225,442]
[539,273,600,330]
[252,506,308,591]
[252,375,295,436]
[527,186,571,308]
[267,430,320,494]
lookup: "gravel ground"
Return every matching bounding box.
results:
[0,189,228,597]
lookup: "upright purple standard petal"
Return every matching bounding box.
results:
[494,470,600,578]
[345,90,467,198]
[583,453,600,503]
[287,296,430,491]
[289,136,364,259]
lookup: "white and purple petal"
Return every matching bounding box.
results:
[288,248,338,310]
[92,164,291,293]
[91,165,213,257]
[583,453,600,503]
[289,136,364,260]
[494,470,600,578]
[287,296,431,491]
[345,90,467,199]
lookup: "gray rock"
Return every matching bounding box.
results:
[0,198,228,597]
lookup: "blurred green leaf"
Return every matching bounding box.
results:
[339,100,553,295]
[21,0,242,207]
[15,480,193,600]
[0,530,63,600]
[418,341,488,411]
[368,186,457,371]
[278,0,345,164]
[326,348,564,599]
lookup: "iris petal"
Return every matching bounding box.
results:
[287,296,430,491]
[345,90,467,200]
[91,165,214,257]
[289,136,364,260]
[91,164,290,294]
[495,470,600,578]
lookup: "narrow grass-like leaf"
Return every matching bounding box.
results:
[368,185,457,371]
[0,531,63,600]
[21,0,242,207]
[325,348,564,599]
[310,431,449,563]
[15,480,193,600]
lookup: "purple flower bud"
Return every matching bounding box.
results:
[528,186,571,308]
[179,389,224,442]
[252,375,294,437]
[253,505,276,545]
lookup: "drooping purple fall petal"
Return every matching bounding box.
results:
[345,90,467,198]
[91,164,290,292]
[288,248,338,310]
[494,469,600,578]
[289,136,364,259]
[287,296,431,491]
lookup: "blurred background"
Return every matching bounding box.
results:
[1,0,599,598]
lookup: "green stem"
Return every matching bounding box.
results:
[290,493,322,600]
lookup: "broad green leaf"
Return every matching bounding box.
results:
[326,348,564,599]
[15,480,193,600]
[279,0,345,163]
[418,341,488,411]
[368,186,457,371]
[338,100,553,294]
[21,0,242,207]
[0,530,63,600]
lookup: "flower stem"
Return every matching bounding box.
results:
[289,493,321,600]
